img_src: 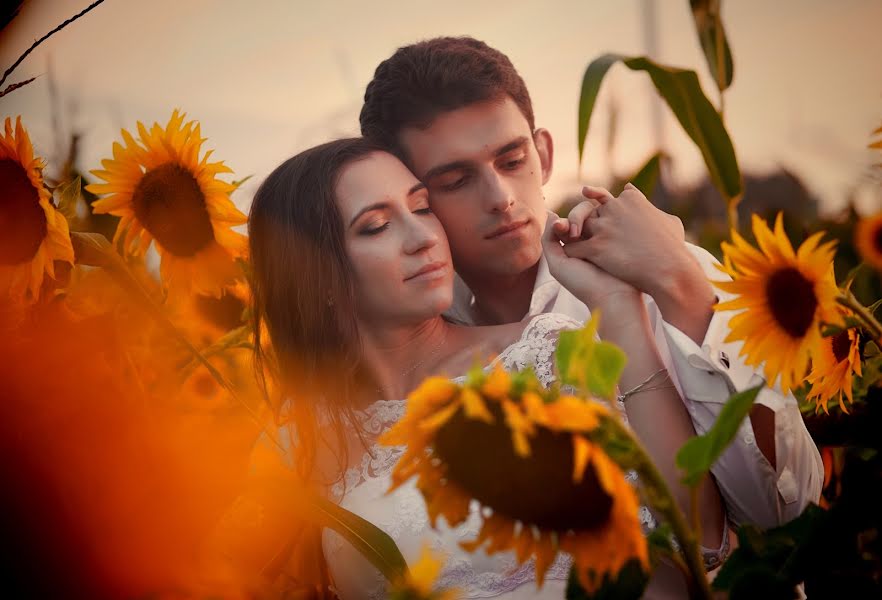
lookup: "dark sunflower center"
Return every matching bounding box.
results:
[195,291,246,331]
[831,331,851,363]
[0,158,47,265]
[765,267,818,338]
[131,163,215,257]
[434,404,614,532]
[874,223,882,254]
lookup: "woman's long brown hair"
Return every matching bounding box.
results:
[248,137,383,490]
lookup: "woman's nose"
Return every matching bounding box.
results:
[403,216,439,254]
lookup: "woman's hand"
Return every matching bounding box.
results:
[542,214,640,313]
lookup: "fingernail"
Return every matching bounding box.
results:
[570,223,578,238]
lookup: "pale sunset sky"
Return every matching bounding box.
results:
[2,0,881,215]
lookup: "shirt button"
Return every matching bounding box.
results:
[744,432,755,445]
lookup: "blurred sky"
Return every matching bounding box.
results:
[2,0,881,215]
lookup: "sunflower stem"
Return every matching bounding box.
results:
[837,291,882,344]
[606,417,713,600]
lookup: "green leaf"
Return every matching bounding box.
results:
[70,230,116,267]
[841,261,866,291]
[309,494,409,584]
[865,341,880,358]
[676,384,762,486]
[628,153,662,197]
[713,504,826,592]
[55,176,81,222]
[178,325,253,380]
[555,314,627,399]
[565,558,648,600]
[510,366,540,398]
[586,343,627,400]
[690,0,734,92]
[230,174,253,194]
[646,522,676,565]
[578,54,742,202]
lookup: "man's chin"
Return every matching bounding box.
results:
[473,253,542,280]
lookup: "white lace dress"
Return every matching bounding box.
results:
[321,313,659,599]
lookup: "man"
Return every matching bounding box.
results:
[360,36,822,531]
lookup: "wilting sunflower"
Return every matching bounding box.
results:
[86,110,247,297]
[379,369,648,593]
[855,212,882,272]
[806,323,862,414]
[0,116,74,302]
[713,213,840,393]
[388,544,460,600]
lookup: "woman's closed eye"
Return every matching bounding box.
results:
[360,221,390,236]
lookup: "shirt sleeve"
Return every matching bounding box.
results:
[651,243,824,530]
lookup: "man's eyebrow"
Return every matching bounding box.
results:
[421,136,530,181]
[493,136,530,157]
[348,202,389,227]
[422,160,471,182]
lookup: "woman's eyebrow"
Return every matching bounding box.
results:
[407,182,427,196]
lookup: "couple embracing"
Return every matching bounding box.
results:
[247,37,822,599]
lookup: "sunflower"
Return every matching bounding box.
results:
[855,212,882,272]
[388,544,460,600]
[713,212,840,393]
[379,368,648,593]
[806,322,862,414]
[0,116,74,302]
[86,110,247,297]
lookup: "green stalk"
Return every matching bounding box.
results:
[837,290,882,344]
[604,417,713,600]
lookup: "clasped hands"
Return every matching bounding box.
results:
[541,183,690,317]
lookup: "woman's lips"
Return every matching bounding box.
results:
[405,261,448,282]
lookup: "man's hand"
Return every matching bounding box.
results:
[561,184,686,295]
[556,184,716,345]
[543,215,640,312]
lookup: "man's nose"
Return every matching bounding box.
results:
[482,170,515,213]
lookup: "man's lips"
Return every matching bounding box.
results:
[404,261,448,281]
[485,219,529,240]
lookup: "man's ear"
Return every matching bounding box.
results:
[533,128,554,184]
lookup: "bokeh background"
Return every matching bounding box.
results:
[3,0,881,220]
[3,2,882,598]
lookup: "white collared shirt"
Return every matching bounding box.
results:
[445,243,824,530]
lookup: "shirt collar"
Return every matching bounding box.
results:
[444,255,562,325]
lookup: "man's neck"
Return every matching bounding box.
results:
[462,262,540,325]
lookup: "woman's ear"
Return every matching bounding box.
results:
[533,128,554,185]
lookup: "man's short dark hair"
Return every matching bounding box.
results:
[360,36,535,152]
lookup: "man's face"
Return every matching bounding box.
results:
[398,97,553,282]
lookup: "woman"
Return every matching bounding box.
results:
[248,138,726,599]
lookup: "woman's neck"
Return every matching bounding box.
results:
[358,315,453,401]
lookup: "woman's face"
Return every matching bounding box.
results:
[335,151,454,326]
